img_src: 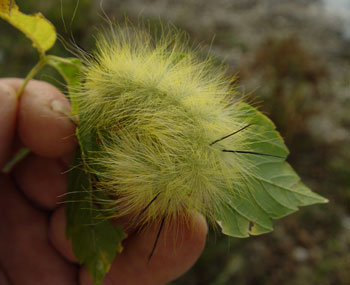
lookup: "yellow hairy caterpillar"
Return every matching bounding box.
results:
[76,27,252,224]
[69,24,326,236]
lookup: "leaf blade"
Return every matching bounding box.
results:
[66,149,127,285]
[216,103,327,238]
[0,0,56,54]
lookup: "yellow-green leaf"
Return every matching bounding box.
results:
[0,0,56,54]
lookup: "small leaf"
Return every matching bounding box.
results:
[66,149,127,285]
[0,0,56,54]
[216,103,328,237]
[47,56,82,113]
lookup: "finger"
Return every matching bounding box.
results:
[50,207,207,284]
[0,78,76,158]
[49,206,78,263]
[48,206,140,264]
[0,82,17,168]
[0,267,10,285]
[13,154,68,210]
[80,214,208,285]
[0,175,78,285]
[49,207,141,264]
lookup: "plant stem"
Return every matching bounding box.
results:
[2,147,30,173]
[16,57,47,98]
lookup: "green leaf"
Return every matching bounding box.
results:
[0,0,56,54]
[46,56,101,162]
[46,56,82,114]
[52,56,125,285]
[66,149,127,285]
[216,103,328,237]
[216,204,250,238]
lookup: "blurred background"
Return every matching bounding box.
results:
[1,0,349,284]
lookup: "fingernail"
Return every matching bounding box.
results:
[50,99,67,114]
[50,99,78,125]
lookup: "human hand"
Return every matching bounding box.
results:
[0,78,207,285]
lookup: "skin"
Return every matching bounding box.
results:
[0,78,208,285]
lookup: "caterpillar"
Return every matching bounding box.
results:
[70,23,326,239]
